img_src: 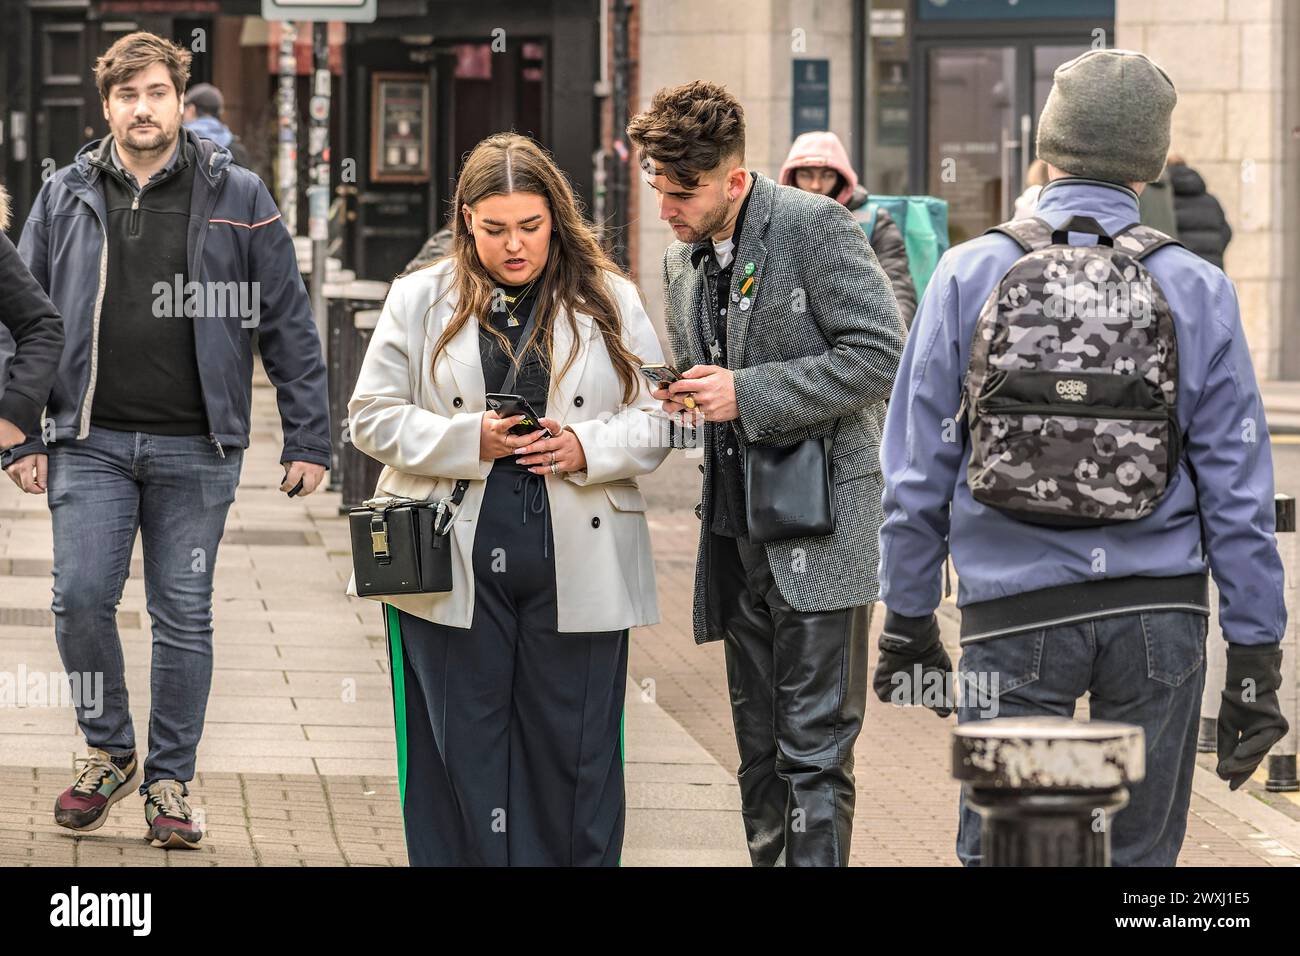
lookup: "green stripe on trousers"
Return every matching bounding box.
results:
[384,604,408,807]
[384,606,627,864]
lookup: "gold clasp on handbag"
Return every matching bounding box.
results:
[369,512,391,561]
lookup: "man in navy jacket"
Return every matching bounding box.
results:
[1,32,331,849]
[876,50,1288,866]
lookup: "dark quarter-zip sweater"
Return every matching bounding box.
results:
[92,140,208,436]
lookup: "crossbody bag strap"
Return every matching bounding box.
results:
[498,294,542,396]
[434,478,471,536]
[435,295,543,536]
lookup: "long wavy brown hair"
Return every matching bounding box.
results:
[424,133,642,406]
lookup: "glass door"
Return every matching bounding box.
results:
[924,44,1018,245]
[918,38,1095,245]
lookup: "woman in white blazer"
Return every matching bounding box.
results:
[346,133,670,866]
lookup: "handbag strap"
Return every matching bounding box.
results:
[430,293,540,537]
[434,478,470,536]
[812,417,843,450]
[498,294,542,396]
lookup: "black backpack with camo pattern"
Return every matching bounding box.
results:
[960,215,1184,527]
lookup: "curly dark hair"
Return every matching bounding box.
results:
[626,80,745,188]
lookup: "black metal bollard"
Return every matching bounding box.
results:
[952,717,1145,866]
[325,286,352,492]
[339,306,385,514]
[323,281,389,499]
[1267,494,1297,791]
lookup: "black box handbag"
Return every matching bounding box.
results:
[743,421,839,544]
[349,479,468,596]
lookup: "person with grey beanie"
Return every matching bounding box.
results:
[877,48,1289,866]
[1035,48,1176,185]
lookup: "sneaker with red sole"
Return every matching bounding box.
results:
[54,748,140,832]
[144,779,203,849]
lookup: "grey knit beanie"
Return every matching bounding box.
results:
[1036,49,1177,185]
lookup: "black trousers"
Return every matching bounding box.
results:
[711,532,871,867]
[383,463,629,866]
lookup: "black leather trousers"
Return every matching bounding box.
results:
[711,532,871,867]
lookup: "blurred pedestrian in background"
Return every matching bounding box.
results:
[779,131,916,328]
[183,82,253,170]
[1013,158,1050,220]
[1167,153,1233,269]
[403,217,454,273]
[1138,162,1180,239]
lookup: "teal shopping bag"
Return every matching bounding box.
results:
[863,195,950,298]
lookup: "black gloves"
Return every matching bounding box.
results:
[1217,643,1290,791]
[872,610,954,718]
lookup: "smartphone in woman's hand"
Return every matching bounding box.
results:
[486,393,552,437]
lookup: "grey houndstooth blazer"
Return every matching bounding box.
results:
[661,172,905,644]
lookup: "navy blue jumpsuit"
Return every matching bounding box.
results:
[382,283,629,866]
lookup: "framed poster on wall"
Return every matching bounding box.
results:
[370,72,430,183]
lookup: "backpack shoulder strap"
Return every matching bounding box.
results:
[983,216,1055,254]
[1112,222,1185,261]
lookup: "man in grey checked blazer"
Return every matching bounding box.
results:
[629,81,904,866]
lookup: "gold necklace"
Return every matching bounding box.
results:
[499,278,538,327]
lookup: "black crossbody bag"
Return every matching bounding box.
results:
[349,304,539,596]
[743,420,841,544]
[349,482,467,596]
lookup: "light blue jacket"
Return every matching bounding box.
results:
[879,178,1285,646]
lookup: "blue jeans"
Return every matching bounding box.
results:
[955,610,1207,867]
[47,426,243,792]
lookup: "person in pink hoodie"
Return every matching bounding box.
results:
[779,131,916,328]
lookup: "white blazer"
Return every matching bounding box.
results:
[345,259,671,632]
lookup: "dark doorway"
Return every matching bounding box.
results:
[339,0,597,284]
[345,32,553,283]
[2,3,213,238]
[916,37,1096,244]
